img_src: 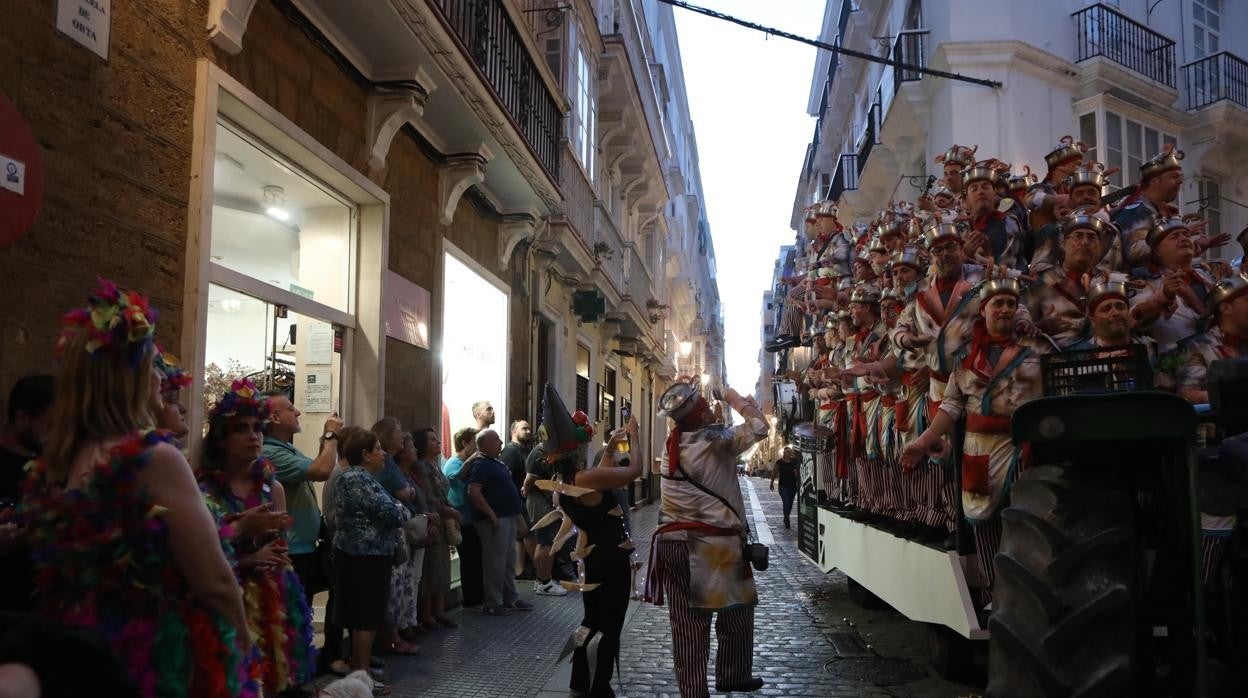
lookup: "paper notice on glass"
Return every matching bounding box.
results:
[303,369,332,413]
[307,322,333,365]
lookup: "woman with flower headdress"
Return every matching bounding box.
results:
[20,278,253,697]
[198,379,317,696]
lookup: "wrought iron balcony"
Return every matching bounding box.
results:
[892,30,927,92]
[827,153,859,202]
[431,0,562,179]
[1073,3,1175,87]
[1183,51,1248,110]
[855,102,880,176]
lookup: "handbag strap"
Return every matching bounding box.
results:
[670,460,756,544]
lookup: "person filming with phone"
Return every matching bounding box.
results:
[644,379,770,697]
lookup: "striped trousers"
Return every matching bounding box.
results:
[658,541,755,698]
[971,517,1003,606]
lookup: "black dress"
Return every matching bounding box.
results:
[561,480,632,697]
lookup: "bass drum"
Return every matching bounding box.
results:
[773,380,800,430]
[792,421,834,454]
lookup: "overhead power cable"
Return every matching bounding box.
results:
[657,0,1002,89]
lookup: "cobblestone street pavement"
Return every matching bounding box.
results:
[371,478,984,697]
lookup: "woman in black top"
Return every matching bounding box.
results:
[550,409,640,698]
[770,447,800,529]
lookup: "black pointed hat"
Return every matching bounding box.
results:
[541,383,593,457]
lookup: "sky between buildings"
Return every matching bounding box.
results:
[672,0,823,395]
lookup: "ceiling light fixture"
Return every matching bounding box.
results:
[262,185,290,222]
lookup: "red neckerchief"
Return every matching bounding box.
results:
[961,321,1016,380]
[973,211,1005,231]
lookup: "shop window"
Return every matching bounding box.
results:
[576,344,591,414]
[212,121,355,313]
[204,284,342,456]
[602,366,617,433]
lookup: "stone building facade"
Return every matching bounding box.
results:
[0,0,722,487]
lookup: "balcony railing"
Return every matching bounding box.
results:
[855,103,879,176]
[431,0,562,178]
[624,246,654,309]
[1073,3,1175,87]
[1182,51,1248,110]
[594,202,627,293]
[892,30,927,91]
[827,153,859,201]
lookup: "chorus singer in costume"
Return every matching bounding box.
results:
[644,380,769,697]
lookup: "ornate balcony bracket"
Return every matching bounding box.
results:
[207,0,258,54]
[498,212,541,271]
[367,81,434,173]
[438,148,493,225]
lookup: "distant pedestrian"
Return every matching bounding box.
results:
[412,428,461,630]
[770,447,800,529]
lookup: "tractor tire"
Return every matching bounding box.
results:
[987,464,1139,698]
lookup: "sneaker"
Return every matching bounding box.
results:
[509,599,535,611]
[536,580,569,596]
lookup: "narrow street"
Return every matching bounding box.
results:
[360,478,982,697]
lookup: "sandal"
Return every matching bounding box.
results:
[371,680,392,696]
[383,640,420,656]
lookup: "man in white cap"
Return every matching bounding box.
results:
[645,380,769,697]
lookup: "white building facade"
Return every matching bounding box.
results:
[794,0,1248,255]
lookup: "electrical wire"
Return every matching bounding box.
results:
[656,0,1002,89]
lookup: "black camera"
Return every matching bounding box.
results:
[743,542,769,572]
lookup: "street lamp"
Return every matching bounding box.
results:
[678,340,693,357]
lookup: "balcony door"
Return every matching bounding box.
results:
[1191,0,1222,105]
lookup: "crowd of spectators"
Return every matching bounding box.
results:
[0,275,600,697]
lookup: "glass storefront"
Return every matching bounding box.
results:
[205,118,356,457]
[441,251,509,442]
[211,121,354,312]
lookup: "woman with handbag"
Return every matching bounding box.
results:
[332,429,409,693]
[381,433,425,655]
[413,428,462,631]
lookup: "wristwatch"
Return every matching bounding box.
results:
[323,431,337,441]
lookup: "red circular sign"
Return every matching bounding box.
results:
[0,91,44,248]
